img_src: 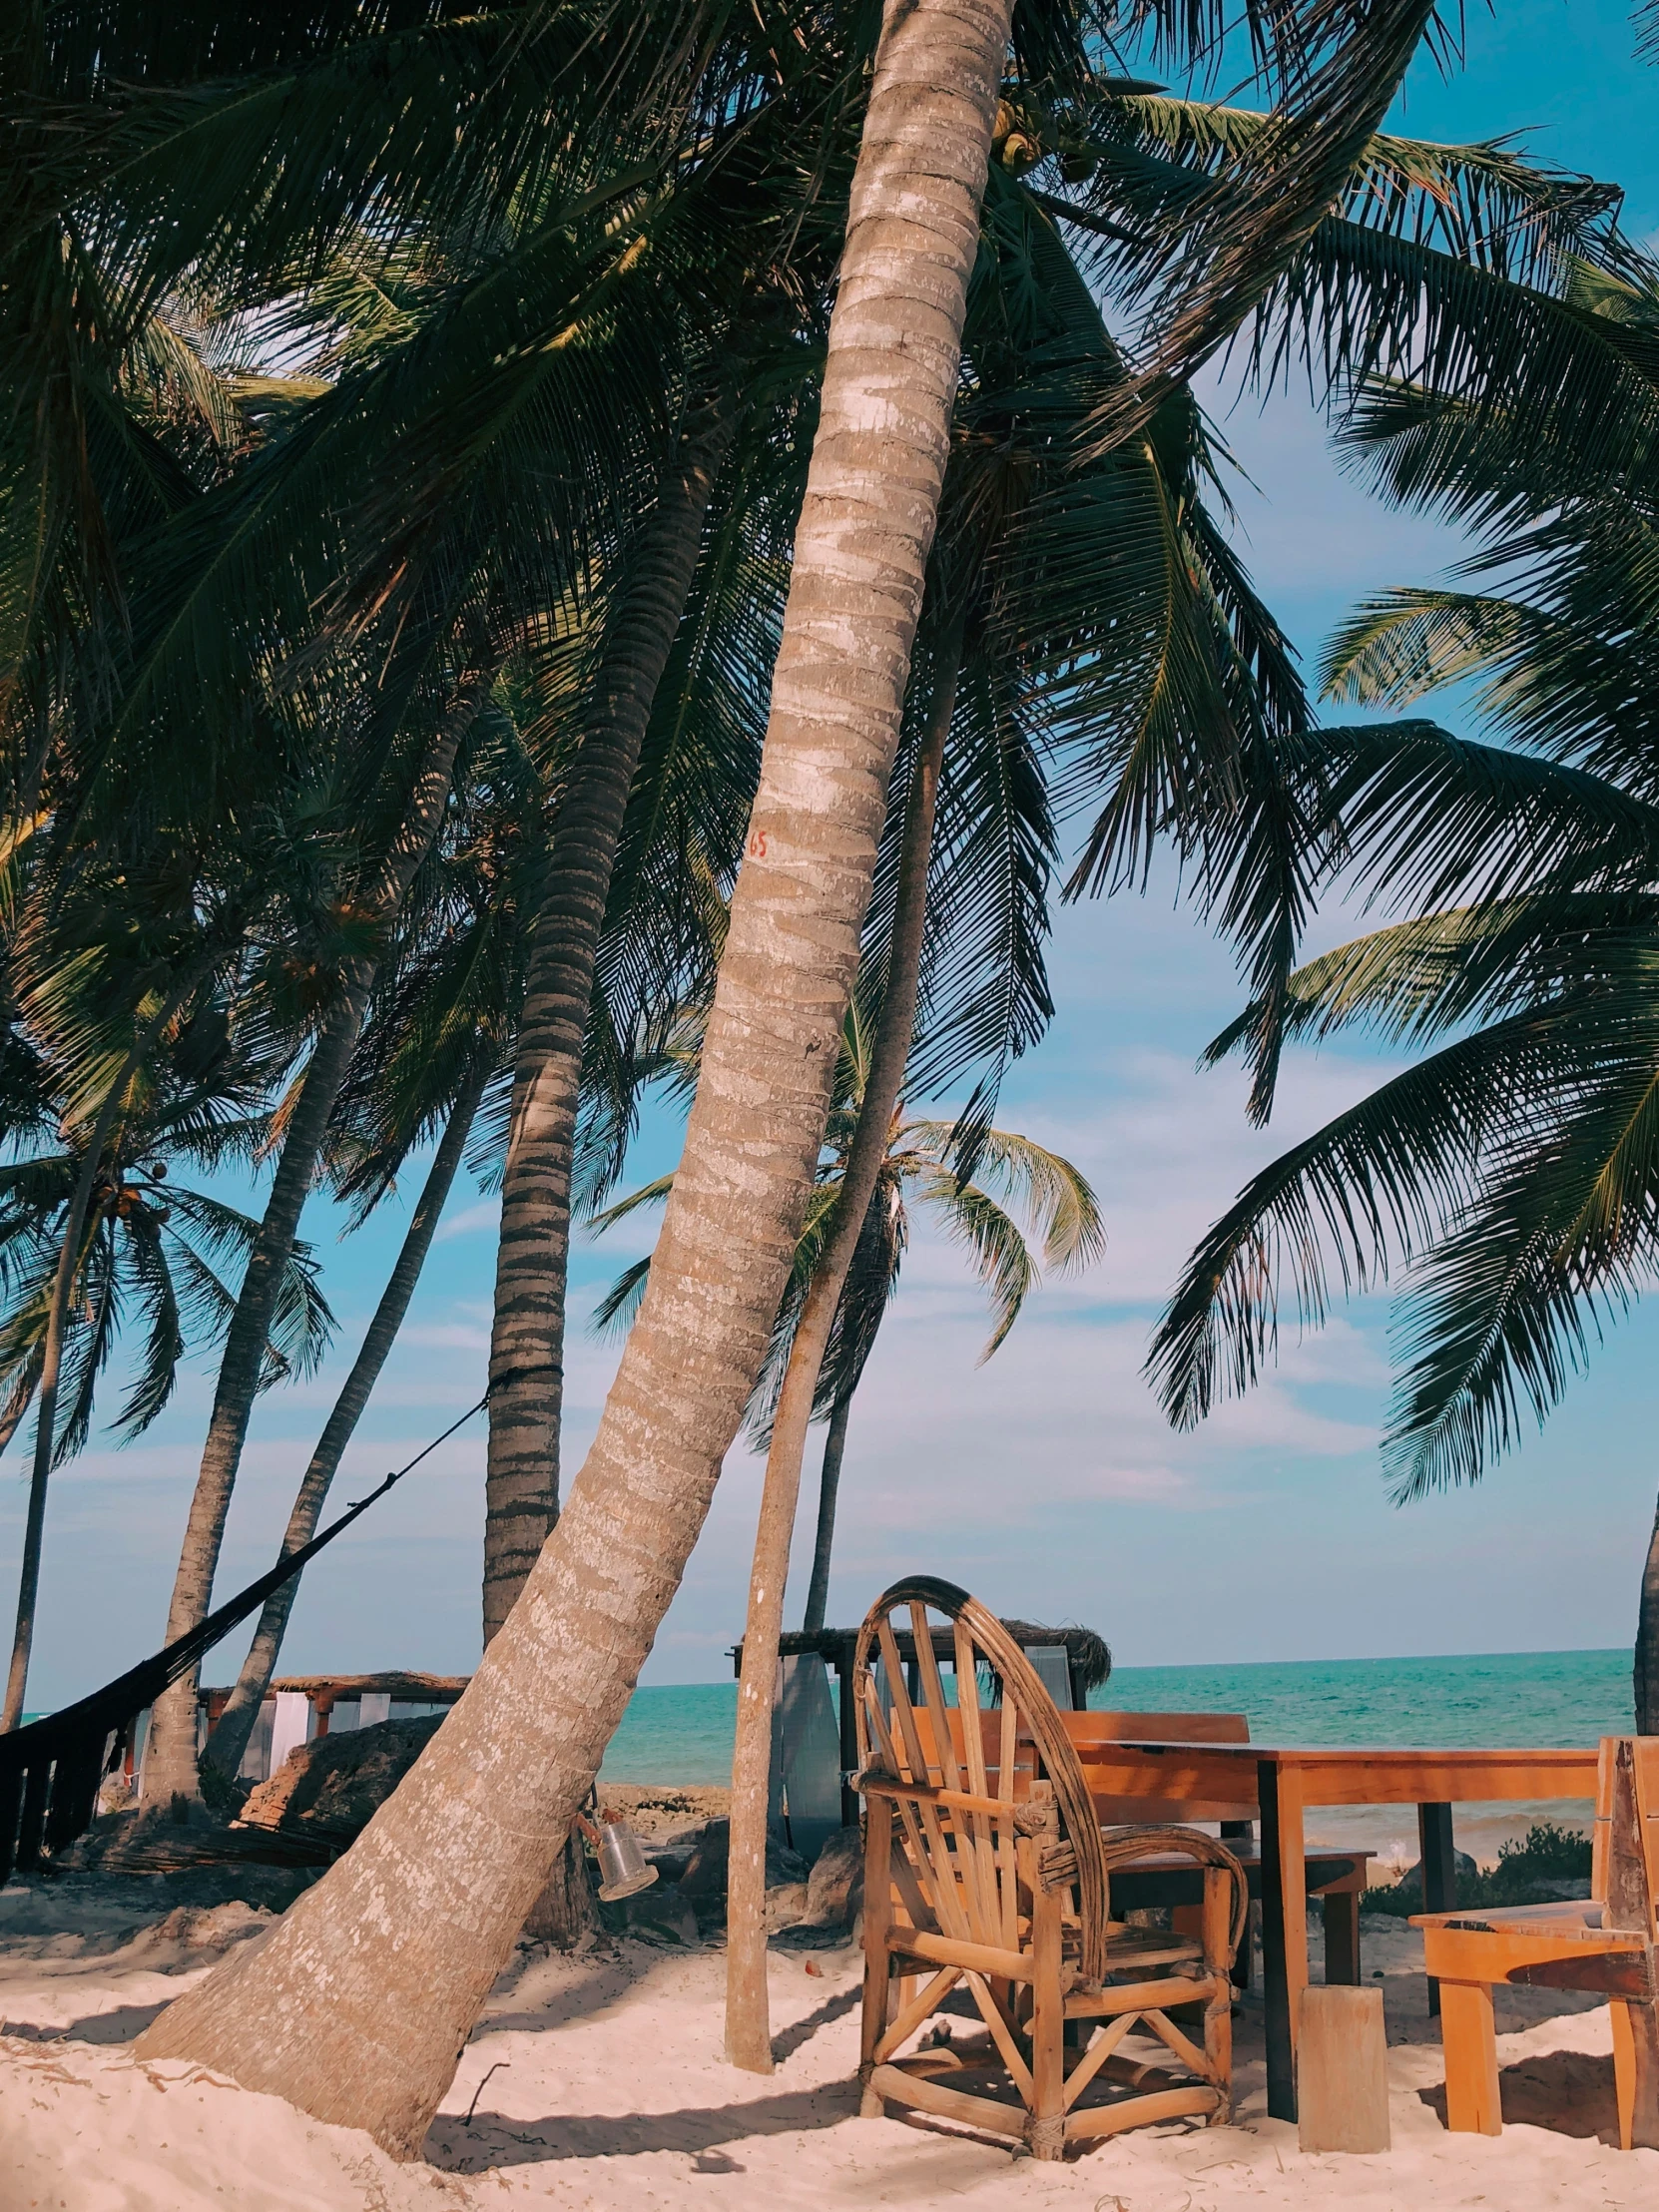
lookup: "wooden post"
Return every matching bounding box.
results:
[1418,1804,1456,2018]
[1297,1985,1390,2153]
[836,1636,859,1829]
[1024,1785,1065,2160]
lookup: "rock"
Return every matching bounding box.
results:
[238,1714,443,1841]
[675,1819,810,1900]
[804,1827,863,1928]
[646,1846,694,1884]
[766,1882,809,1932]
[1385,1850,1480,1903]
[1528,1876,1593,1901]
[678,1819,730,1899]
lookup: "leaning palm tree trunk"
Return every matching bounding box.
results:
[726,609,961,2070]
[483,401,731,1645]
[140,689,483,1813]
[1638,1491,1659,1736]
[3,980,190,1730]
[204,1060,489,1784]
[802,1379,853,1636]
[135,0,1012,2145]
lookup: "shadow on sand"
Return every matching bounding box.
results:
[1417,2044,1622,2147]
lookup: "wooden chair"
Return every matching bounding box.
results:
[853,1577,1246,2159]
[1064,1710,1373,1988]
[1413,1735,1659,2151]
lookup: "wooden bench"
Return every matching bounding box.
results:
[1413,1735,1659,2150]
[1059,1712,1374,1988]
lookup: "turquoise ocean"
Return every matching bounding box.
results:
[601,1648,1634,1866]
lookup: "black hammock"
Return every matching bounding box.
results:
[0,1395,484,1882]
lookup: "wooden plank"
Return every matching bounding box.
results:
[1074,1740,1599,1809]
[867,2063,1027,2140]
[1064,2085,1218,2140]
[1297,1985,1390,2154]
[963,1970,1035,2104]
[1288,1748,1599,1806]
[873,1964,961,2064]
[1060,2010,1141,2111]
[1065,1712,1250,1745]
[1419,1924,1644,1983]
[1066,1974,1220,2015]
[887,1925,1034,1982]
[1438,1981,1500,2137]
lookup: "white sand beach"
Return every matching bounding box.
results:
[2,1866,1651,2212]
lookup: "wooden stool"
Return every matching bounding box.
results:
[1297,1985,1389,2154]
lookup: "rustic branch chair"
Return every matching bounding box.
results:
[853,1578,1246,2158]
[1413,1734,1659,2150]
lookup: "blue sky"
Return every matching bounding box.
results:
[12,3,1659,1707]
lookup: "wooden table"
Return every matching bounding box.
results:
[1074,1740,1600,2121]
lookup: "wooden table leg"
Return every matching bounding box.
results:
[1438,1980,1500,2136]
[1323,1891,1362,1985]
[1418,1804,1457,2019]
[1259,1758,1306,2122]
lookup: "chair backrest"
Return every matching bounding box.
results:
[1056,1711,1257,1825]
[1594,1735,1659,1940]
[853,1577,1111,1979]
[1076,1712,1251,1744]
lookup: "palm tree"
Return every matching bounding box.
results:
[1149,231,1659,1726]
[0,966,334,1729]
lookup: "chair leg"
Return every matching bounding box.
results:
[1027,1845,1066,2159]
[1613,2001,1635,2153]
[1438,1981,1501,2137]
[1621,1994,1659,2152]
[1203,1868,1234,2121]
[860,1799,892,2117]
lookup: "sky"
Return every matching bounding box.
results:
[11,2,1659,1708]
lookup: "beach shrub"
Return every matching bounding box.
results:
[1360,1821,1593,1917]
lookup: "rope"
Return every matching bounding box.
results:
[0,1391,490,1782]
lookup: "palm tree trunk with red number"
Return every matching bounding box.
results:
[725,610,960,2070]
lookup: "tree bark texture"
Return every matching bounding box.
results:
[802,1382,853,1637]
[483,405,731,1646]
[140,693,481,1812]
[133,0,1012,2149]
[724,613,959,2070]
[204,1062,489,1783]
[1637,1485,1659,1736]
[2,983,187,1731]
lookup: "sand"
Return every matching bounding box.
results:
[2,1869,1654,2212]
